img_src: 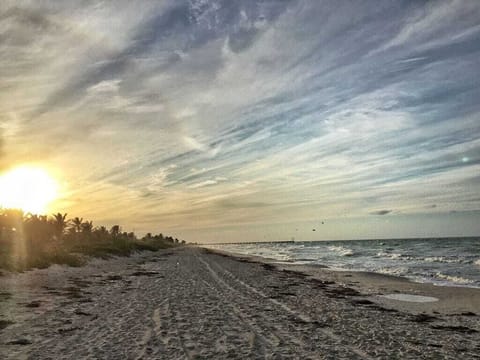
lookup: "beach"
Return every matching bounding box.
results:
[1,247,479,359]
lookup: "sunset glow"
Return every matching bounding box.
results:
[0,166,59,214]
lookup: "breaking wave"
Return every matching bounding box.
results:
[423,256,463,264]
[434,272,474,285]
[328,246,355,257]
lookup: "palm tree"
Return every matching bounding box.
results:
[51,213,68,241]
[71,217,83,233]
[81,221,93,235]
[24,214,51,247]
[110,225,120,240]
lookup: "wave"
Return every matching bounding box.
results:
[433,272,474,285]
[289,244,305,250]
[376,266,409,277]
[376,252,400,259]
[423,256,462,264]
[374,253,464,264]
[212,239,480,288]
[327,246,355,257]
[375,252,415,261]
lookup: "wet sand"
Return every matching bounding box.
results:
[262,260,480,317]
[0,247,479,359]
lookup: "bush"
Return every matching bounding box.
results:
[0,208,182,271]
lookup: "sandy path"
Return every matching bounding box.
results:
[0,247,479,359]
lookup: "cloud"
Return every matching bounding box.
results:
[188,176,228,189]
[376,0,480,53]
[1,1,479,240]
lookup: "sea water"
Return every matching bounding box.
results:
[208,237,480,288]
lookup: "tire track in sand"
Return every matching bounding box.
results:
[197,253,373,360]
[193,260,275,356]
[196,255,311,356]
[197,255,315,355]
[135,298,168,360]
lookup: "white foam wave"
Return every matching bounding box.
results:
[474,259,480,266]
[328,246,354,257]
[376,266,409,276]
[434,272,473,284]
[376,254,463,264]
[423,256,461,264]
[376,252,415,260]
[377,252,401,259]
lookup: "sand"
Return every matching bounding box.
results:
[0,247,479,359]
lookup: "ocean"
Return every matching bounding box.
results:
[208,237,480,288]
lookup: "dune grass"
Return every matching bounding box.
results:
[0,238,177,272]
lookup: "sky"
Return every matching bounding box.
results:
[0,0,479,243]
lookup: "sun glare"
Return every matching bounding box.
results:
[0,166,59,214]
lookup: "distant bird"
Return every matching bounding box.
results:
[321,221,324,224]
[312,229,316,231]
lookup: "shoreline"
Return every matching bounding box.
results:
[203,237,480,290]
[204,247,480,315]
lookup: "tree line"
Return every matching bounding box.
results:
[0,208,184,271]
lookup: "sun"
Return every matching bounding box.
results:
[0,166,59,214]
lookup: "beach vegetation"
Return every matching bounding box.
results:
[0,208,182,272]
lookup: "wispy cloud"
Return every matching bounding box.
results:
[1,0,479,240]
